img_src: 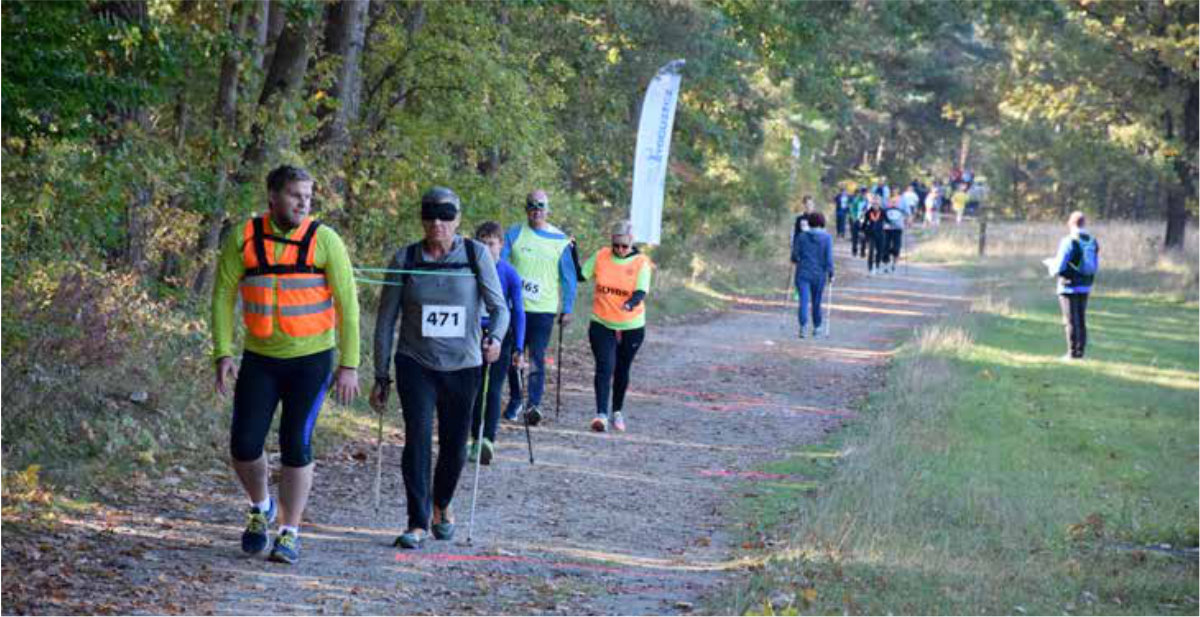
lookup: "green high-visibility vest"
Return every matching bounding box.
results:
[509,223,570,313]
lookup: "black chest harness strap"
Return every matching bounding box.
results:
[245,218,326,277]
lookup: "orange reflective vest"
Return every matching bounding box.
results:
[591,247,649,326]
[239,216,335,339]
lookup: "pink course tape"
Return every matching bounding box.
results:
[698,469,790,480]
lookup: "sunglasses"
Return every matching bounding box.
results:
[611,242,631,250]
[421,211,457,222]
[525,201,547,211]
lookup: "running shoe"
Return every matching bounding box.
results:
[480,438,494,466]
[503,401,523,422]
[267,530,299,564]
[432,522,455,541]
[394,529,427,549]
[612,412,626,432]
[468,440,482,463]
[590,415,608,432]
[432,507,455,540]
[525,405,543,427]
[798,328,807,339]
[241,499,277,554]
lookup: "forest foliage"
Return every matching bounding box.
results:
[1,0,1196,475]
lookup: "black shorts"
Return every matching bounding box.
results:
[230,349,334,467]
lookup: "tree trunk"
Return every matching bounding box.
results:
[1011,152,1022,218]
[1096,172,1110,220]
[241,8,318,173]
[95,2,156,275]
[215,1,248,133]
[192,3,252,295]
[1165,82,1197,250]
[312,0,370,161]
[126,183,154,274]
[251,0,270,71]
[957,131,971,172]
[260,0,287,74]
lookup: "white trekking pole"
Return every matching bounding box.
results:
[373,406,384,512]
[466,365,491,545]
[826,276,834,337]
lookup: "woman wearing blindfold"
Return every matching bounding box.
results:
[579,220,652,433]
[371,187,509,549]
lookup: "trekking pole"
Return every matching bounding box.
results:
[555,320,564,420]
[373,405,384,512]
[519,364,535,464]
[783,263,796,331]
[826,276,834,338]
[466,365,491,545]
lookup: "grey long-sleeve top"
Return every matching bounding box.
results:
[373,236,509,379]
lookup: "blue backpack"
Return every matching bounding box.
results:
[1067,234,1099,284]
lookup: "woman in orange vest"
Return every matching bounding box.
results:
[581,220,653,433]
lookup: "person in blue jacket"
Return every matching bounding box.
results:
[1050,211,1100,360]
[790,212,835,338]
[469,221,527,464]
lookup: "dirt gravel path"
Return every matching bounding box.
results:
[2,244,969,616]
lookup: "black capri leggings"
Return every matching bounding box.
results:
[588,321,646,416]
[394,353,481,531]
[230,349,334,467]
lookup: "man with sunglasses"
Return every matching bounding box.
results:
[500,189,578,425]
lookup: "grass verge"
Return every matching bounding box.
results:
[729,226,1199,615]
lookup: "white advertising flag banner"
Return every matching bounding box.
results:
[630,59,685,245]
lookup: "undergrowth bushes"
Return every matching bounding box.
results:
[2,264,219,484]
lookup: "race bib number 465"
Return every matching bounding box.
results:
[421,305,466,338]
[522,279,543,303]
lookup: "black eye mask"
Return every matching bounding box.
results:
[421,201,458,221]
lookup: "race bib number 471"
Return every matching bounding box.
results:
[421,305,466,338]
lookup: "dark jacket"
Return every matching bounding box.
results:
[791,230,835,282]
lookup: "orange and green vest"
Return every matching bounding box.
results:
[583,247,652,330]
[238,216,335,339]
[237,216,336,338]
[212,215,360,366]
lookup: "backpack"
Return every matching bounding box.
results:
[401,238,481,286]
[1069,235,1099,279]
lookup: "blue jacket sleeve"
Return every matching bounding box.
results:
[559,246,578,314]
[1054,237,1074,276]
[507,265,527,351]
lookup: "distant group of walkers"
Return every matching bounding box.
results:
[793,172,1098,360]
[211,165,652,562]
[830,170,985,239]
